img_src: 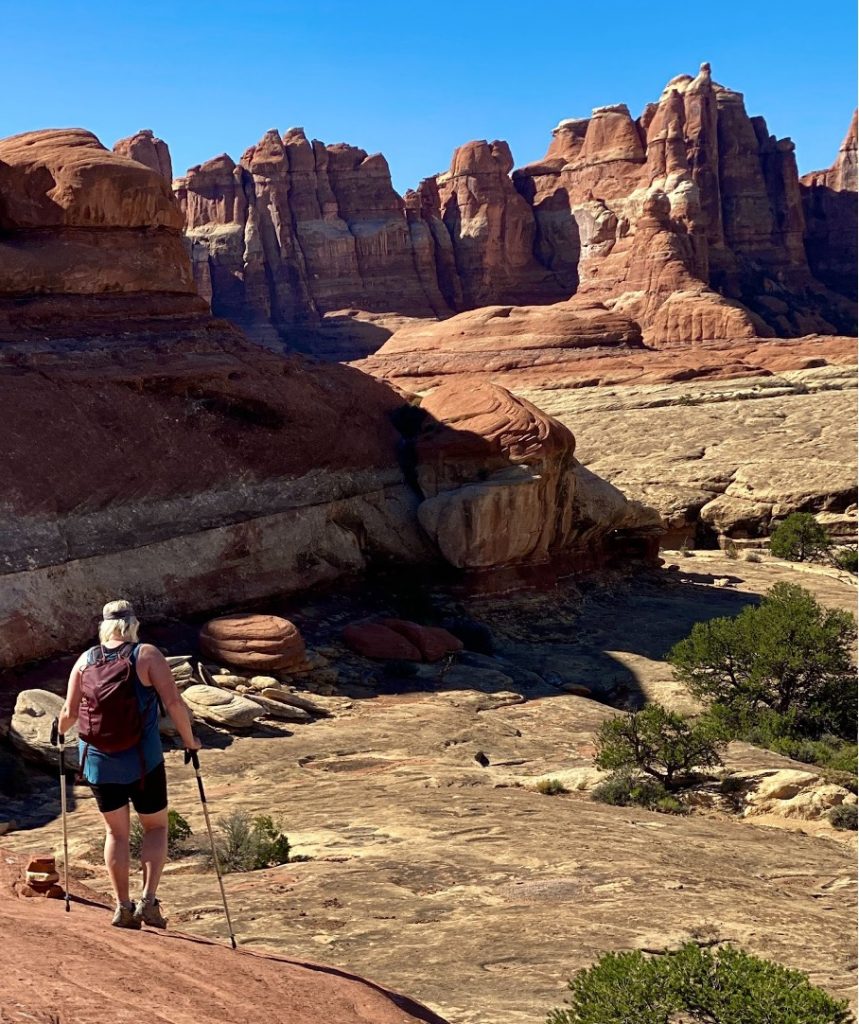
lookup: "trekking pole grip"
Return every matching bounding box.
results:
[50,718,64,747]
[184,748,200,770]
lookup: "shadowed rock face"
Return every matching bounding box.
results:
[175,66,856,350]
[801,111,859,301]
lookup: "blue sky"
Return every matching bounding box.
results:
[2,1,855,191]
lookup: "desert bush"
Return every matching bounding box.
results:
[834,548,858,574]
[536,778,567,796]
[679,538,695,557]
[547,941,852,1024]
[594,704,723,790]
[669,583,856,740]
[827,804,858,831]
[769,512,831,562]
[744,550,762,563]
[130,808,193,860]
[214,810,291,873]
[591,771,686,814]
[723,539,739,560]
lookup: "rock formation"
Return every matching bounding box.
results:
[9,690,80,770]
[199,614,308,673]
[175,127,454,340]
[411,382,662,568]
[175,66,857,351]
[0,128,202,330]
[113,128,173,183]
[0,127,662,668]
[800,111,858,300]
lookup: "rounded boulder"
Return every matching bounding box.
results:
[199,614,307,673]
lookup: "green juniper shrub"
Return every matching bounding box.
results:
[769,512,831,562]
[668,583,856,741]
[591,771,686,814]
[547,941,853,1024]
[214,810,291,873]
[834,547,859,574]
[130,808,193,860]
[827,804,858,831]
[536,778,567,796]
[594,704,724,791]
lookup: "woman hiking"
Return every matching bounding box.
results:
[59,599,200,929]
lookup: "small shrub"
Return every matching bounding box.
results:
[834,548,858,574]
[679,538,695,557]
[594,704,723,790]
[547,942,853,1024]
[591,771,686,814]
[723,539,739,560]
[536,778,567,796]
[744,550,762,563]
[130,808,193,860]
[828,804,858,831]
[769,512,831,562]
[214,810,291,873]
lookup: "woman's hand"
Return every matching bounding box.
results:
[185,735,202,752]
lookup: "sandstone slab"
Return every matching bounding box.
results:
[181,685,263,731]
[8,690,79,771]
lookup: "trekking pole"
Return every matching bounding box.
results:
[49,718,72,913]
[185,749,237,949]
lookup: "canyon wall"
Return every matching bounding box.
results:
[173,66,857,351]
[0,129,661,668]
[800,111,858,301]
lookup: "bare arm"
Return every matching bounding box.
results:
[137,644,200,750]
[58,655,85,735]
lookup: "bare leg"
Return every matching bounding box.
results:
[101,805,131,905]
[138,807,168,899]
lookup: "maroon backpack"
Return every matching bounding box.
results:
[79,642,143,754]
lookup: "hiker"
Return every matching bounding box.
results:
[58,599,200,930]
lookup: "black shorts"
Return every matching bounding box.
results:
[89,761,168,816]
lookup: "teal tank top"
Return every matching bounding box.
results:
[79,644,164,786]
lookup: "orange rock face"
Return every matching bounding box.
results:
[113,128,173,183]
[0,128,201,328]
[199,614,308,673]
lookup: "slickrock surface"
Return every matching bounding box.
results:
[4,558,855,1024]
[515,363,857,544]
[177,68,856,351]
[0,853,447,1024]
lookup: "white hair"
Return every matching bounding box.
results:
[99,599,140,644]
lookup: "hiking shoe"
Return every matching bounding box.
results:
[133,895,167,929]
[111,902,141,929]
